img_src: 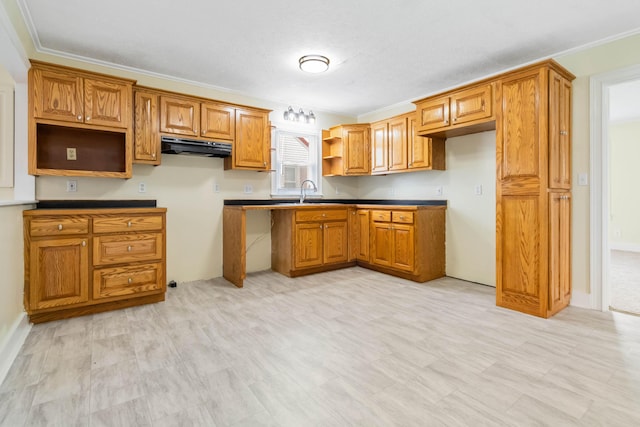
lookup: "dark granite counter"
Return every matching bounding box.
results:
[223,199,447,206]
[35,200,157,209]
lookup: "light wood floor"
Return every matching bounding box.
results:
[610,250,640,315]
[1,267,640,426]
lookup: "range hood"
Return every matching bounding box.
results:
[160,136,232,157]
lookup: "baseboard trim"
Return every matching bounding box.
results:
[0,313,31,386]
[570,290,593,309]
[610,242,640,253]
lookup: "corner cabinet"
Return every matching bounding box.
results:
[28,61,134,178]
[224,108,272,171]
[495,62,574,318]
[322,124,370,176]
[23,208,167,323]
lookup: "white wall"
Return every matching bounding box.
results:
[609,120,640,250]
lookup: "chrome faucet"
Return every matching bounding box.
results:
[300,179,318,203]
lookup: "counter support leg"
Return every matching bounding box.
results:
[223,207,246,288]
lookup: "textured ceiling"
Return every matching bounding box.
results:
[17,0,640,116]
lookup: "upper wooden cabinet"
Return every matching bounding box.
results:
[495,61,575,318]
[28,61,134,178]
[414,83,495,138]
[32,65,131,129]
[371,113,445,175]
[160,95,200,137]
[322,124,370,176]
[134,89,160,165]
[224,108,271,171]
[202,102,235,140]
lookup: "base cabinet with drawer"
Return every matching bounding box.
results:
[23,207,167,323]
[271,208,353,277]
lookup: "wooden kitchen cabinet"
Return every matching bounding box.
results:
[414,83,495,138]
[225,108,271,170]
[160,95,200,137]
[134,89,160,164]
[28,61,134,178]
[322,124,370,176]
[372,113,444,174]
[201,102,235,140]
[23,208,167,323]
[364,207,444,282]
[355,209,370,262]
[495,61,574,318]
[272,208,352,277]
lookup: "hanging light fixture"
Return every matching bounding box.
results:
[283,106,317,124]
[299,55,330,73]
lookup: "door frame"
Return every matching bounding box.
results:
[589,64,640,311]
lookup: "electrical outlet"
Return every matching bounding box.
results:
[335,185,340,195]
[66,147,77,161]
[475,184,483,196]
[578,173,589,186]
[214,183,220,193]
[244,184,253,194]
[435,186,443,196]
[614,229,621,238]
[66,180,77,192]
[138,183,146,193]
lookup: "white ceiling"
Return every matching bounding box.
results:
[17,0,640,116]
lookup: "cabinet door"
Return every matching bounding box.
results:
[388,116,408,171]
[549,71,572,189]
[371,222,392,267]
[548,193,571,314]
[201,102,235,140]
[93,262,164,300]
[450,84,493,126]
[343,126,370,175]
[160,96,200,137]
[415,96,450,133]
[29,237,89,310]
[84,78,130,128]
[371,121,388,173]
[356,210,370,262]
[32,68,83,123]
[294,222,323,269]
[323,221,348,264]
[93,233,163,266]
[233,108,270,169]
[408,116,431,169]
[134,90,160,164]
[391,224,415,272]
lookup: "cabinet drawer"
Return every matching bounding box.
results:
[392,211,414,224]
[371,210,391,222]
[93,215,163,233]
[93,262,164,300]
[93,233,163,266]
[296,209,348,222]
[30,217,89,237]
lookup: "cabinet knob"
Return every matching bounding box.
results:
[263,162,267,166]
[560,130,568,136]
[322,213,326,217]
[58,224,63,230]
[444,120,449,124]
[77,115,82,121]
[128,277,132,284]
[481,100,485,110]
[82,240,86,247]
[86,116,91,121]
[453,117,457,122]
[127,246,132,252]
[202,130,206,135]
[152,153,156,158]
[409,162,412,166]
[319,225,323,229]
[400,216,405,220]
[324,224,328,229]
[127,221,132,227]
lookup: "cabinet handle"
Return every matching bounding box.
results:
[127,221,132,227]
[560,130,568,136]
[86,116,91,121]
[58,224,63,230]
[77,115,82,121]
[128,278,132,284]
[400,216,405,220]
[82,240,86,247]
[481,100,485,110]
[127,246,132,252]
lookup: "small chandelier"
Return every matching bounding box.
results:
[284,106,316,124]
[299,55,330,73]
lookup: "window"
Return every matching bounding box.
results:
[271,128,321,196]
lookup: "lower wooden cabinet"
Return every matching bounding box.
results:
[370,210,415,273]
[23,207,167,323]
[272,208,352,276]
[355,209,370,262]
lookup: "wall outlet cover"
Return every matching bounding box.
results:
[66,180,77,192]
[138,183,146,193]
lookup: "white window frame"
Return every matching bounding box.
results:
[271,127,322,198]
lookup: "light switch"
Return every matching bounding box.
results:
[578,173,589,186]
[66,147,77,160]
[475,184,483,196]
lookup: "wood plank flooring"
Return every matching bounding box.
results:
[2,267,640,426]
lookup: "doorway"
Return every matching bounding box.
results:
[590,65,640,314]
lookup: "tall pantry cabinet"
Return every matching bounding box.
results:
[495,61,574,318]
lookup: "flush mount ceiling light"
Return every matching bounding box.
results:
[299,55,330,73]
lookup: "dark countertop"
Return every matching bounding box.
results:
[224,199,447,206]
[35,200,158,209]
